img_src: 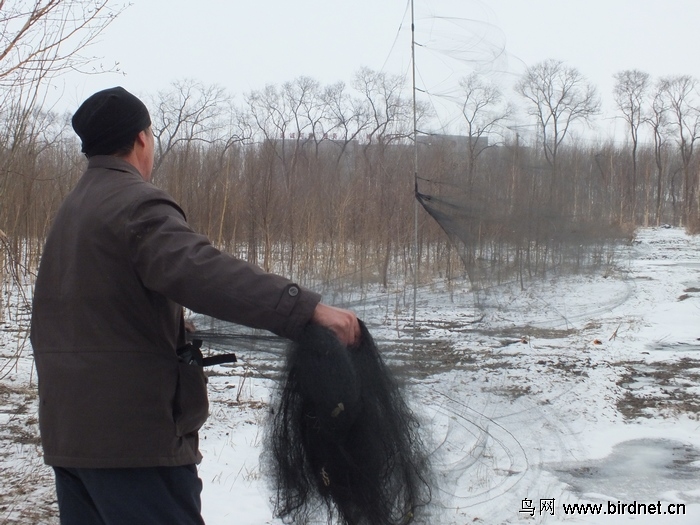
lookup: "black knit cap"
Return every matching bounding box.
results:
[72,86,151,157]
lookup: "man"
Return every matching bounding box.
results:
[30,86,359,524]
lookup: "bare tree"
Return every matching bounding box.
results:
[0,0,127,186]
[613,69,650,219]
[458,72,512,189]
[280,76,321,188]
[243,83,299,271]
[285,77,322,144]
[0,0,125,89]
[516,59,600,201]
[656,75,700,221]
[353,67,414,146]
[149,79,231,176]
[320,81,369,168]
[647,80,670,224]
[244,83,295,176]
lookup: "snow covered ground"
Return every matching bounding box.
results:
[2,226,700,524]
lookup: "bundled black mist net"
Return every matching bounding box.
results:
[263,321,433,525]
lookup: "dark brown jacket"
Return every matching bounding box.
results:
[30,156,320,468]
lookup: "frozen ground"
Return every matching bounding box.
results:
[2,226,700,523]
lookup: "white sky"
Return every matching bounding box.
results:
[49,0,700,140]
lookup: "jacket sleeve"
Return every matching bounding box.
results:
[124,193,321,342]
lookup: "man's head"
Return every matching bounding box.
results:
[72,86,151,158]
[72,86,154,180]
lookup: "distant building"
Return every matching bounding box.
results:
[416,134,488,154]
[267,135,360,177]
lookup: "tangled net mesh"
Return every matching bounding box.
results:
[263,321,434,524]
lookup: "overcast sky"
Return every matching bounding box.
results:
[48,0,700,141]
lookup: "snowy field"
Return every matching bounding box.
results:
[2,226,700,524]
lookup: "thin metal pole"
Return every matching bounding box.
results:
[411,0,418,340]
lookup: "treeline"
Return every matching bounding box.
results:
[2,64,700,293]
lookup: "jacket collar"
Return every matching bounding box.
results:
[87,155,144,180]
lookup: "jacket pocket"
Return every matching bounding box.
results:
[174,362,209,437]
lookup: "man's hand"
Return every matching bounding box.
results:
[311,303,361,347]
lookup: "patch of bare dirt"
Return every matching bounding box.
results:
[615,357,700,419]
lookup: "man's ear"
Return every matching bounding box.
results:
[134,130,148,149]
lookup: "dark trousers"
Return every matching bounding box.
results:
[53,465,205,525]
